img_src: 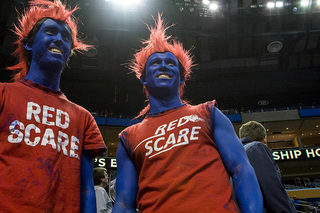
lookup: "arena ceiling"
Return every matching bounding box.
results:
[66,0,320,115]
[0,0,320,146]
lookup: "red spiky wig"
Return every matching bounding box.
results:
[129,13,194,83]
[8,0,91,81]
[130,13,195,117]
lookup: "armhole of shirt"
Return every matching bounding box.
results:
[119,134,134,159]
[210,104,216,136]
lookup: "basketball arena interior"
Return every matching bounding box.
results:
[1,0,319,211]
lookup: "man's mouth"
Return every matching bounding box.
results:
[48,47,63,55]
[156,73,173,79]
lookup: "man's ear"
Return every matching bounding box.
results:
[140,75,147,85]
[180,75,185,85]
[23,40,32,51]
[263,135,268,146]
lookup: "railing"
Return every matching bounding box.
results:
[294,200,319,213]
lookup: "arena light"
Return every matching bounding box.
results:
[275,1,284,7]
[300,0,310,6]
[318,0,320,5]
[112,0,142,7]
[132,0,142,4]
[203,0,211,5]
[267,2,275,8]
[209,2,219,10]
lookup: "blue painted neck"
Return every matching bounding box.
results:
[148,92,184,115]
[25,62,62,92]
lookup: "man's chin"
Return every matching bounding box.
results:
[147,84,178,94]
[41,58,67,71]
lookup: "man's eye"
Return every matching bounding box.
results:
[167,61,176,66]
[152,62,160,65]
[46,29,54,35]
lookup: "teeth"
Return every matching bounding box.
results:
[157,74,172,79]
[49,48,63,54]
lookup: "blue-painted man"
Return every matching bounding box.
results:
[112,14,263,213]
[0,0,107,212]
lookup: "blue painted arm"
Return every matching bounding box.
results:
[81,150,97,213]
[212,106,263,213]
[112,140,138,213]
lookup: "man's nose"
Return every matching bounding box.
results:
[159,61,169,71]
[53,33,63,45]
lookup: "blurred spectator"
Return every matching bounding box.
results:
[239,121,296,213]
[93,167,113,213]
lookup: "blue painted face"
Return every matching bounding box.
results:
[25,18,72,70]
[142,52,185,96]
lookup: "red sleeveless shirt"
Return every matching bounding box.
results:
[120,101,239,213]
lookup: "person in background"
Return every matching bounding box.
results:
[93,167,113,213]
[112,14,263,213]
[239,121,296,213]
[109,178,116,202]
[0,0,106,212]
